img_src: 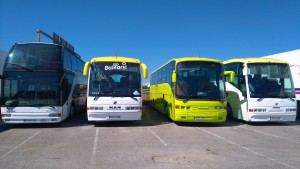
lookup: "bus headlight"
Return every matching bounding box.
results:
[286,108,296,112]
[2,114,11,117]
[215,106,224,110]
[49,113,62,117]
[249,109,267,113]
[87,107,104,110]
[125,106,141,110]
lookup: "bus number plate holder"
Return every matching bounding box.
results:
[270,117,280,120]
[194,117,205,120]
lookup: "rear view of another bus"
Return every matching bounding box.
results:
[83,57,148,121]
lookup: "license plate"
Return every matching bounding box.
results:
[24,120,36,122]
[270,117,280,120]
[194,117,205,120]
[109,116,121,119]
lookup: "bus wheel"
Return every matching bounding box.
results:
[227,104,233,120]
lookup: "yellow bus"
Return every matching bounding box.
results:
[150,57,232,122]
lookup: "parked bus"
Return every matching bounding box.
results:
[262,49,300,119]
[0,29,87,123]
[150,57,232,122]
[224,58,297,122]
[83,56,148,121]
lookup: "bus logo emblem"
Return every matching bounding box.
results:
[113,101,117,105]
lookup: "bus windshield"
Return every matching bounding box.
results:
[176,61,225,100]
[2,72,61,107]
[89,62,141,97]
[247,63,295,98]
[5,44,62,71]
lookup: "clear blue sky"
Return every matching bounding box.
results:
[1,0,300,83]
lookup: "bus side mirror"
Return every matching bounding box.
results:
[172,71,176,83]
[140,63,148,79]
[224,71,235,83]
[83,62,91,76]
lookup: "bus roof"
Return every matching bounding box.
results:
[151,57,222,74]
[90,56,141,63]
[223,58,289,65]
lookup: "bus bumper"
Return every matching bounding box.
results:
[247,113,296,122]
[1,107,63,123]
[173,111,227,122]
[87,111,142,121]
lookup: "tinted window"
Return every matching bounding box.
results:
[64,50,72,70]
[5,44,62,70]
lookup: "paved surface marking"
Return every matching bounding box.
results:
[0,130,41,159]
[287,126,300,131]
[238,125,300,144]
[196,127,298,169]
[147,127,168,146]
[90,128,99,167]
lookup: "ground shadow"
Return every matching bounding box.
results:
[240,119,300,126]
[93,105,172,128]
[0,110,89,133]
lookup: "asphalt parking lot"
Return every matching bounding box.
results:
[0,105,300,169]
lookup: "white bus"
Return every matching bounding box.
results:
[0,30,87,123]
[83,56,148,121]
[224,58,297,122]
[262,49,300,118]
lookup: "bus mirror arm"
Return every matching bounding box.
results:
[224,71,235,83]
[83,62,91,76]
[172,71,176,83]
[140,63,148,79]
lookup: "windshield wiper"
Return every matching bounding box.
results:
[130,97,138,101]
[183,95,196,103]
[200,96,223,101]
[281,97,296,102]
[6,63,34,72]
[5,99,19,107]
[183,95,223,103]
[257,98,264,101]
[94,90,120,100]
